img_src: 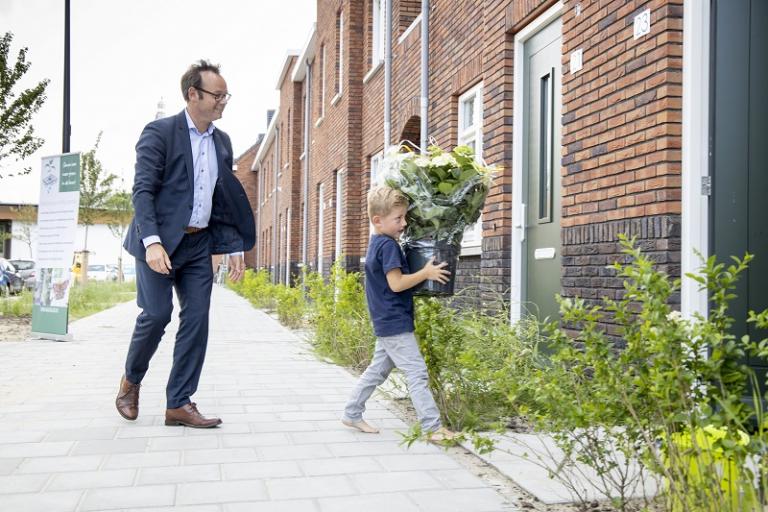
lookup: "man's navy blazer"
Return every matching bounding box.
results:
[124,110,255,260]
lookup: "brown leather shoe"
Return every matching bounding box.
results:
[116,375,140,420]
[165,403,222,428]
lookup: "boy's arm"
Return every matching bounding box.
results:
[386,257,450,293]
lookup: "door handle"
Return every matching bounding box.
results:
[515,203,526,243]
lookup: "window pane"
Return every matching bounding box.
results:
[538,71,552,223]
[461,95,475,131]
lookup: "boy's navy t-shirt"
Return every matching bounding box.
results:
[365,234,414,337]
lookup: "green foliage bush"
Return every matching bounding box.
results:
[0,289,33,316]
[231,269,277,310]
[274,283,305,329]
[514,236,767,511]
[305,262,376,370]
[414,297,544,431]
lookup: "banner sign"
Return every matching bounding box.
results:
[31,153,81,339]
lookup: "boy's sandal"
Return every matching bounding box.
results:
[341,418,380,433]
[427,427,457,443]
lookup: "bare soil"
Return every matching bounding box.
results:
[0,315,31,342]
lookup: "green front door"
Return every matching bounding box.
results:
[524,18,562,321]
[711,0,768,394]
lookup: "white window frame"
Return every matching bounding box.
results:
[285,207,291,284]
[372,0,385,67]
[317,183,325,275]
[368,151,384,237]
[338,10,344,97]
[458,83,484,255]
[335,170,345,264]
[318,45,326,121]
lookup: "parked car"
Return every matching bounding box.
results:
[121,265,136,282]
[0,258,24,295]
[87,264,111,281]
[9,259,35,291]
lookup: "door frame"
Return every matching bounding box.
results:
[680,0,711,320]
[510,1,563,322]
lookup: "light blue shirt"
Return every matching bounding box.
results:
[143,110,242,257]
[185,108,218,229]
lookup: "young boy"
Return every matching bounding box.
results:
[341,185,455,441]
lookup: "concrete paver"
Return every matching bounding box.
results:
[0,286,516,510]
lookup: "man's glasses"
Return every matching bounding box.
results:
[195,86,232,103]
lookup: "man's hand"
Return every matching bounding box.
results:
[228,254,245,283]
[145,243,172,274]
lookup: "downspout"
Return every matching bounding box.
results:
[384,0,392,150]
[272,128,280,284]
[256,163,262,269]
[420,0,429,154]
[302,61,312,273]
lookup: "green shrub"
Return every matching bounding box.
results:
[414,297,543,431]
[0,290,33,317]
[306,262,375,370]
[233,269,278,310]
[68,281,136,320]
[514,236,767,511]
[274,283,306,329]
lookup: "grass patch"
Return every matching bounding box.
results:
[0,281,136,320]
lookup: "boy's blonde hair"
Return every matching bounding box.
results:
[367,185,409,221]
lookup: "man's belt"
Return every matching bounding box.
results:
[184,226,206,234]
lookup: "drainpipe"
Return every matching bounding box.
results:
[256,163,262,269]
[302,61,312,273]
[272,128,279,284]
[420,0,429,154]
[384,0,392,150]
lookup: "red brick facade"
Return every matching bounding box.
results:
[241,0,685,313]
[233,142,261,268]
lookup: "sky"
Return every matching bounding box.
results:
[0,0,316,203]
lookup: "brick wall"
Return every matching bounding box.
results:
[560,0,683,316]
[233,142,261,268]
[242,0,686,321]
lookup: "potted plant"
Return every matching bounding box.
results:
[383,144,493,296]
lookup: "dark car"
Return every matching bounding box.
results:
[9,259,35,291]
[0,258,24,295]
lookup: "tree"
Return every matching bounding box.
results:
[105,190,133,282]
[9,204,37,258]
[79,132,117,253]
[0,32,49,179]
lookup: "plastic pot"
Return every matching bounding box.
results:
[404,238,459,296]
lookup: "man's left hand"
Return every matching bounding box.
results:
[228,254,245,283]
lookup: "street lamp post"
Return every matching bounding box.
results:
[62,0,71,153]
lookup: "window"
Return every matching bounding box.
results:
[370,151,383,188]
[317,183,325,275]
[371,0,385,66]
[336,10,344,97]
[368,152,383,236]
[335,170,344,264]
[285,208,291,284]
[317,45,326,121]
[458,83,483,255]
[538,70,554,224]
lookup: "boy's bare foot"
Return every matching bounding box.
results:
[341,418,380,433]
[427,426,457,443]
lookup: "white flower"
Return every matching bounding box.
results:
[414,156,431,167]
[666,311,683,322]
[431,153,458,167]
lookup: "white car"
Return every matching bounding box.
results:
[87,264,110,281]
[121,265,136,282]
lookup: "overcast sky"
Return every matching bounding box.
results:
[0,0,316,203]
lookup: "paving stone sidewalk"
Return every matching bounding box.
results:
[0,285,516,512]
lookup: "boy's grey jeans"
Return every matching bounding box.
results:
[343,331,442,432]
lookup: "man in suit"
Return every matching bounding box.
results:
[117,60,255,428]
